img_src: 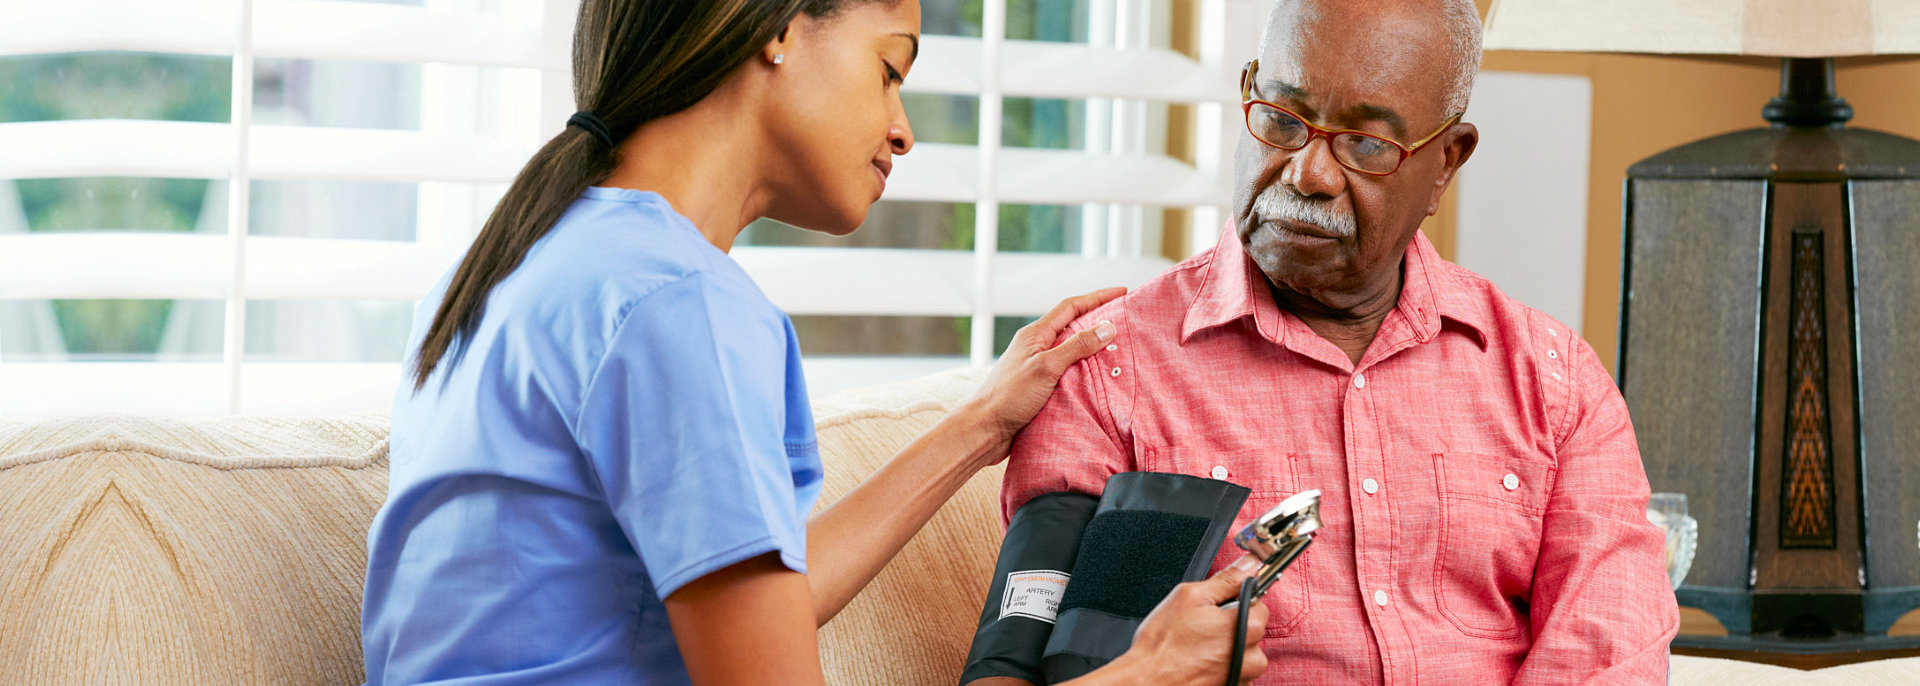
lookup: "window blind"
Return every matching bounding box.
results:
[0,0,1262,414]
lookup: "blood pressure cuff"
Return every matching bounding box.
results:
[958,472,1250,684]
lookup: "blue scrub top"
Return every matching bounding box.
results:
[361,187,822,685]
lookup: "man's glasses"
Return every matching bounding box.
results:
[1240,59,1460,176]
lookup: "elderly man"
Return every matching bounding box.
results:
[998,0,1679,683]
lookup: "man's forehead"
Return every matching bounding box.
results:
[1262,0,1447,50]
[1252,54,1417,139]
[1255,0,1453,127]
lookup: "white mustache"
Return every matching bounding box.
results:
[1251,185,1354,238]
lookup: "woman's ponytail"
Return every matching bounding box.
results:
[408,124,616,390]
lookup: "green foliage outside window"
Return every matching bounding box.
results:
[3,1,1102,360]
[1,54,229,357]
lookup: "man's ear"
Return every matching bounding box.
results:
[1426,122,1478,216]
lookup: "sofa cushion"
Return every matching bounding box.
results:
[0,415,388,686]
[1669,654,1847,685]
[1810,655,1920,684]
[809,365,998,686]
[0,365,1001,686]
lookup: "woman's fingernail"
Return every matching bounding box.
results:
[1232,556,1261,573]
[1094,320,1116,342]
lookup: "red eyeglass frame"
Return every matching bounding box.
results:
[1240,59,1460,177]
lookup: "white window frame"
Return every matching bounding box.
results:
[0,0,1259,414]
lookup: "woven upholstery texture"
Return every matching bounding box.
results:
[809,366,997,686]
[1808,657,1920,685]
[1669,654,1847,685]
[0,415,388,685]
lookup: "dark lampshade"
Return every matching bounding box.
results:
[1482,0,1920,665]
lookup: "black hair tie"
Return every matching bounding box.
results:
[567,111,616,148]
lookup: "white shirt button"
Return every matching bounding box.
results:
[1504,473,1520,491]
[1362,478,1379,495]
[1374,590,1389,607]
[1105,344,1118,351]
[1110,367,1122,377]
[1353,373,1367,389]
[1547,349,1559,359]
[1211,466,1229,480]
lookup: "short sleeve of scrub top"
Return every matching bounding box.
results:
[361,187,822,685]
[572,272,821,597]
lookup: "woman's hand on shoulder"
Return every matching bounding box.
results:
[963,287,1126,461]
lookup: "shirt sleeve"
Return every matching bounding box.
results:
[571,273,810,601]
[1514,334,1679,685]
[1001,316,1134,526]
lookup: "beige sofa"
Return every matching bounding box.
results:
[0,367,1912,684]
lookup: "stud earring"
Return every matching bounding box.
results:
[772,54,785,65]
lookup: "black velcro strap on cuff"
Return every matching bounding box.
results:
[1039,472,1250,683]
[1056,509,1211,618]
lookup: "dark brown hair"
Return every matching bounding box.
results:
[410,0,872,390]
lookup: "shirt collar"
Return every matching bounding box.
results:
[1180,224,1492,347]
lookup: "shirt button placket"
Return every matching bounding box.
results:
[1347,368,1397,685]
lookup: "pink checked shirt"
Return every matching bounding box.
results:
[1004,228,1679,685]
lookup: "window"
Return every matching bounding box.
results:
[0,0,1255,414]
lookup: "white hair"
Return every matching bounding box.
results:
[1260,0,1484,117]
[1440,0,1483,116]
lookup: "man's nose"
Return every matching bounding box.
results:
[1279,135,1345,200]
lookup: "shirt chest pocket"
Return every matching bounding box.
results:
[1143,446,1311,637]
[1432,451,1555,640]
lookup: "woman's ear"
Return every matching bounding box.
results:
[761,18,802,67]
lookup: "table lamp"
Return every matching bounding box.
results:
[1485,0,1920,661]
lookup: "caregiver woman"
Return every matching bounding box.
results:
[361,1,1266,684]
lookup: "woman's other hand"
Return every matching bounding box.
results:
[966,556,1271,686]
[1108,555,1270,686]
[965,287,1126,461]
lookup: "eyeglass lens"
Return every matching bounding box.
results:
[1248,102,1402,174]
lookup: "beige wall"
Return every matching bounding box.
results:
[1471,0,1920,371]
